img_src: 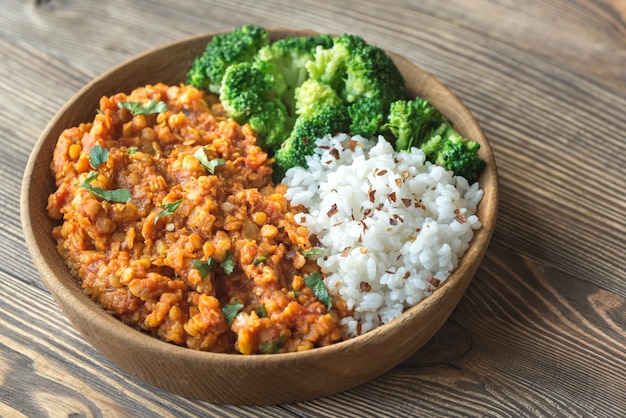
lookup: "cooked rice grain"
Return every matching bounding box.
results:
[284,134,483,335]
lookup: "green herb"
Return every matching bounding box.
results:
[220,250,236,274]
[89,144,108,168]
[301,247,327,257]
[191,258,215,279]
[222,300,244,325]
[154,198,183,225]
[192,252,234,277]
[193,148,225,174]
[78,171,131,203]
[255,304,268,318]
[86,186,131,203]
[290,291,300,298]
[252,256,267,265]
[83,170,99,183]
[127,146,139,154]
[304,271,332,310]
[206,158,226,173]
[260,335,286,354]
[117,100,167,115]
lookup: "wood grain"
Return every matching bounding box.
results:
[20,29,497,405]
[1,0,624,415]
[4,0,624,294]
[1,242,623,416]
[399,0,626,90]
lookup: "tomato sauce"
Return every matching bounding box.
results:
[47,83,344,354]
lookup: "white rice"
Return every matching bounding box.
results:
[283,134,483,336]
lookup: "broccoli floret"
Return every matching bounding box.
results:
[387,97,485,182]
[441,139,484,184]
[219,60,291,150]
[347,97,385,138]
[256,35,334,113]
[273,104,351,181]
[341,37,406,109]
[306,34,405,137]
[305,37,352,90]
[186,28,412,170]
[420,125,485,183]
[294,79,344,116]
[186,25,269,93]
[383,98,448,150]
[247,100,293,150]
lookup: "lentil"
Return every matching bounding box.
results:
[47,83,344,354]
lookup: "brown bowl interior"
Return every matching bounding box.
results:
[20,28,498,405]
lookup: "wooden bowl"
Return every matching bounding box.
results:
[20,28,498,405]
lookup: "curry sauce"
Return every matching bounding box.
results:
[47,83,344,354]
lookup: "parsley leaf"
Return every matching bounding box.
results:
[86,186,131,203]
[83,171,99,184]
[78,171,131,203]
[260,335,286,354]
[154,198,183,225]
[191,258,215,279]
[206,158,226,173]
[304,271,332,310]
[89,144,108,168]
[252,256,267,265]
[127,146,139,154]
[255,304,267,318]
[117,100,167,115]
[301,247,327,257]
[220,250,236,274]
[193,148,225,174]
[222,300,244,325]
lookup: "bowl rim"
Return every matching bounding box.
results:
[20,27,498,398]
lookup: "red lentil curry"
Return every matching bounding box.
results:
[47,83,346,354]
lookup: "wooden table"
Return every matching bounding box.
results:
[2,0,625,416]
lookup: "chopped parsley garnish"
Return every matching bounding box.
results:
[252,256,267,265]
[260,335,286,354]
[301,247,326,257]
[154,198,183,225]
[192,252,234,277]
[255,304,268,318]
[222,300,244,325]
[89,144,108,168]
[304,271,332,310]
[127,146,139,154]
[193,148,225,174]
[117,100,168,115]
[83,171,99,183]
[220,250,236,274]
[78,171,131,203]
[78,145,131,202]
[191,258,215,279]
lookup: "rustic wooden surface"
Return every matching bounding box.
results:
[1,0,625,416]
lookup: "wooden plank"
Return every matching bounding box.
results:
[0,273,293,418]
[2,242,622,415]
[4,0,623,292]
[395,0,626,90]
[0,0,624,414]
